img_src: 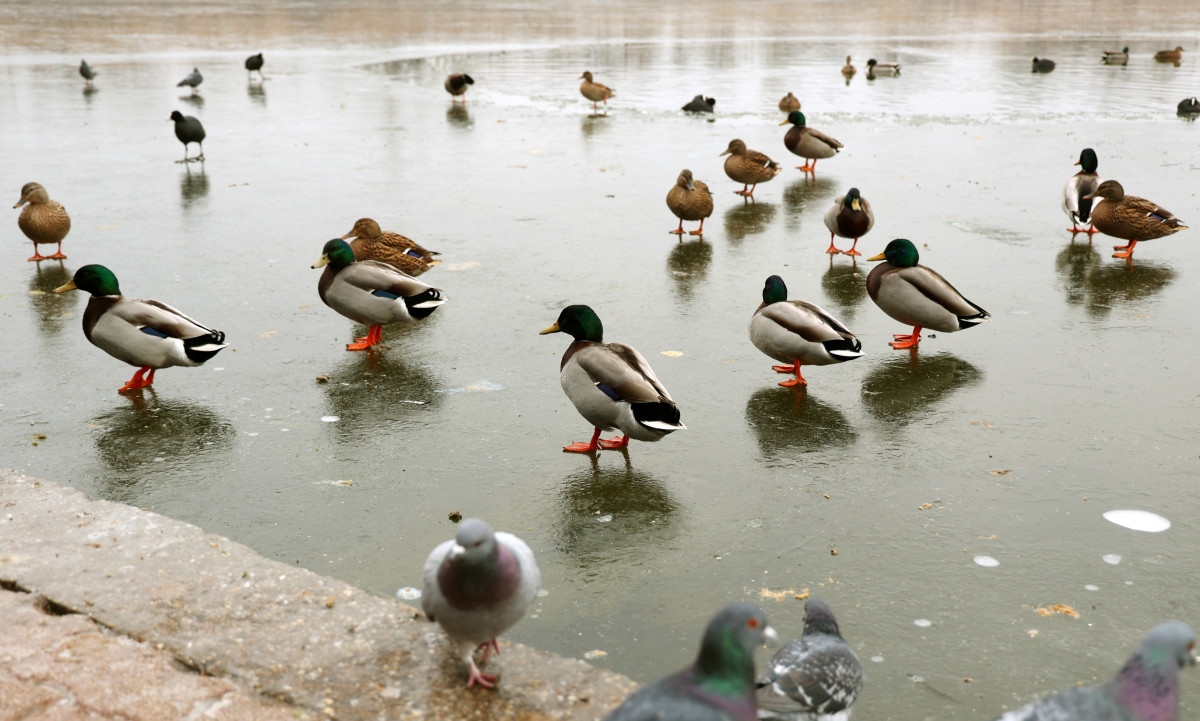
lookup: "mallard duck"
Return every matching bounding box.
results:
[312,238,446,350]
[867,239,989,349]
[1084,180,1188,259]
[53,264,227,392]
[866,58,900,75]
[79,59,96,86]
[1155,46,1184,63]
[340,217,441,276]
[169,110,205,163]
[823,187,874,256]
[14,182,70,261]
[749,275,863,387]
[444,73,474,102]
[1179,97,1200,114]
[779,92,801,113]
[720,139,781,198]
[245,53,264,81]
[1063,148,1101,235]
[1031,57,1056,73]
[539,305,684,452]
[177,67,202,91]
[841,56,857,77]
[666,169,713,236]
[1101,46,1129,65]
[779,111,842,174]
[682,94,716,113]
[579,71,615,111]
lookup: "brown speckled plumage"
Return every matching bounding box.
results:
[1155,46,1184,63]
[15,182,70,260]
[579,71,615,109]
[341,218,441,277]
[721,139,781,196]
[778,92,801,113]
[1086,180,1187,258]
[666,170,713,236]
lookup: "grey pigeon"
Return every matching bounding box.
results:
[993,621,1196,721]
[245,53,264,81]
[603,603,778,721]
[444,73,474,101]
[177,67,203,91]
[169,110,206,163]
[421,518,540,689]
[756,599,864,721]
[79,59,96,86]
[682,95,716,113]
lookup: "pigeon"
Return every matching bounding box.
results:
[169,111,206,163]
[756,598,864,721]
[421,518,540,689]
[444,73,474,101]
[245,53,264,81]
[992,621,1196,721]
[177,67,203,91]
[682,94,716,113]
[79,59,96,86]
[603,603,777,721]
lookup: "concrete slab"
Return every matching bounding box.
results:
[0,470,636,720]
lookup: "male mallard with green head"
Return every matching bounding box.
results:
[749,275,863,387]
[1084,180,1188,259]
[720,139,781,198]
[14,182,70,261]
[54,264,227,392]
[823,187,874,256]
[1063,148,1101,235]
[312,238,446,350]
[540,305,684,452]
[867,239,989,349]
[340,217,440,276]
[666,169,713,236]
[1101,46,1129,65]
[779,111,842,174]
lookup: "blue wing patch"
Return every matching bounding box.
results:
[595,383,621,401]
[405,249,422,259]
[139,326,169,338]
[371,289,400,299]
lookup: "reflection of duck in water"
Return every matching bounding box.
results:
[1081,259,1176,319]
[867,239,989,350]
[179,165,209,206]
[90,395,235,479]
[540,305,685,453]
[744,386,856,461]
[27,262,73,334]
[446,103,470,127]
[861,353,982,425]
[748,275,862,387]
[783,175,837,230]
[1054,241,1101,308]
[666,238,712,304]
[820,261,868,319]
[554,455,679,566]
[320,347,443,442]
[723,201,777,242]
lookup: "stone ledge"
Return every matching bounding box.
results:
[0,470,636,720]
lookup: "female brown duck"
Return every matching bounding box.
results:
[14,182,70,261]
[666,170,713,237]
[720,139,781,198]
[1085,180,1188,259]
[579,71,615,111]
[340,218,441,276]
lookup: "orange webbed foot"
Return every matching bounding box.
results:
[771,364,796,373]
[889,336,920,349]
[597,435,630,450]
[778,378,807,387]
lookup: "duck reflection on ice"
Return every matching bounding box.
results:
[553,455,678,571]
[320,342,443,444]
[820,259,868,320]
[247,81,266,106]
[1055,244,1175,319]
[446,104,470,128]
[723,200,777,243]
[861,353,982,425]
[179,165,209,208]
[665,238,711,306]
[782,175,837,231]
[90,392,235,498]
[744,387,856,464]
[27,262,73,335]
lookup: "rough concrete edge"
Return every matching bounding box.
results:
[0,469,638,720]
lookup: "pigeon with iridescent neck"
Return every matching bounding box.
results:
[602,603,777,721]
[421,518,540,689]
[756,598,864,721]
[993,621,1196,721]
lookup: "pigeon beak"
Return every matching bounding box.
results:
[53,279,78,293]
[539,322,561,335]
[311,254,330,269]
[763,625,780,646]
[447,543,466,559]
[867,251,887,261]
